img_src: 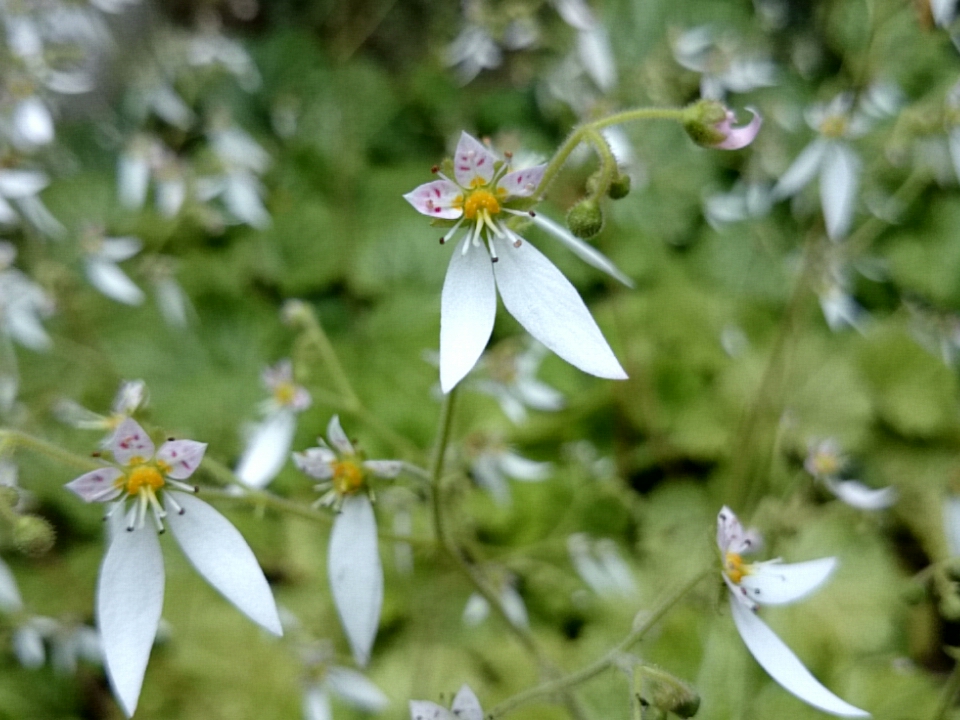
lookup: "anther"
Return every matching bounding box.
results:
[504,150,513,159]
[513,239,522,248]
[491,257,499,263]
[91,451,101,457]
[528,210,536,216]
[431,165,439,174]
[168,437,175,441]
[439,237,446,245]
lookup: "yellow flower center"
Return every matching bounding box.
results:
[809,450,841,477]
[332,460,365,495]
[462,189,501,220]
[819,115,848,138]
[724,552,750,584]
[123,458,170,495]
[274,381,296,406]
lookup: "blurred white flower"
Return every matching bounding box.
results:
[9,95,54,149]
[55,379,149,446]
[804,439,896,511]
[567,533,637,598]
[772,94,870,240]
[463,433,551,505]
[462,582,529,629]
[0,243,55,351]
[703,182,772,229]
[235,360,311,489]
[295,416,402,667]
[65,418,282,717]
[297,640,389,720]
[404,131,628,392]
[446,24,503,84]
[469,339,564,424]
[717,507,869,717]
[672,26,777,100]
[81,232,145,306]
[0,168,64,238]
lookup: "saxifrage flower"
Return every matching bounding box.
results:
[404,131,628,392]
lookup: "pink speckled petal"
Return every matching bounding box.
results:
[403,180,463,220]
[453,132,496,187]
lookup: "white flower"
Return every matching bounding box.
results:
[9,96,55,149]
[0,168,64,238]
[470,339,564,423]
[0,243,55,351]
[294,416,402,667]
[703,182,772,229]
[465,435,551,505]
[300,646,389,720]
[65,418,282,717]
[117,135,187,218]
[404,132,628,392]
[462,581,529,629]
[81,233,145,306]
[410,684,483,720]
[672,26,777,100]
[716,507,869,717]
[931,0,956,27]
[195,126,272,229]
[567,533,637,598]
[55,379,149,446]
[12,615,101,674]
[235,360,312,489]
[772,94,869,240]
[804,439,896,511]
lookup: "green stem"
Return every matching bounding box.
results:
[935,654,960,720]
[0,429,101,472]
[537,108,685,198]
[488,567,711,719]
[583,128,618,202]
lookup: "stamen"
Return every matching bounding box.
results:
[165,492,185,515]
[124,503,138,532]
[481,210,503,238]
[440,216,465,246]
[89,485,121,502]
[487,237,499,263]
[136,492,148,530]
[504,227,523,248]
[167,479,198,493]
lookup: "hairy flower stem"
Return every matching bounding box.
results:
[488,567,712,720]
[0,429,102,472]
[583,127,618,202]
[427,389,589,720]
[536,108,686,198]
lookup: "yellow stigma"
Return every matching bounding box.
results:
[810,451,840,477]
[724,552,749,584]
[819,115,848,138]
[125,464,165,495]
[462,190,501,220]
[332,460,365,495]
[274,381,296,406]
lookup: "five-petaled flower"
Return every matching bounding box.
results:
[294,416,402,667]
[65,418,282,717]
[404,131,628,392]
[410,684,484,720]
[717,506,869,717]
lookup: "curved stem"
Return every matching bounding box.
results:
[488,567,711,719]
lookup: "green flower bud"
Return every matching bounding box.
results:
[637,666,701,719]
[682,99,762,150]
[941,592,960,621]
[608,173,632,199]
[566,199,604,239]
[14,515,55,556]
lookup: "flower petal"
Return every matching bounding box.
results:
[493,241,626,380]
[85,260,146,306]
[111,419,155,465]
[729,596,870,717]
[454,132,496,187]
[156,439,207,480]
[326,415,355,456]
[498,164,547,199]
[716,506,762,555]
[363,460,403,478]
[235,411,295,489]
[772,138,827,200]
[499,451,552,481]
[98,524,164,718]
[0,169,48,198]
[945,496,960,557]
[740,557,837,606]
[713,109,763,150]
[328,495,383,667]
[529,212,634,287]
[820,143,860,240]
[516,377,565,411]
[325,666,389,711]
[293,446,335,480]
[66,467,124,503]
[440,237,497,392]
[410,701,454,720]
[577,24,617,91]
[0,557,23,612]
[403,180,463,220]
[304,686,332,720]
[949,129,960,184]
[165,492,282,636]
[825,479,897,511]
[451,685,484,720]
[98,237,143,262]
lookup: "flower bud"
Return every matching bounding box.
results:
[13,515,55,556]
[607,173,631,200]
[638,666,701,719]
[566,199,604,239]
[682,99,762,150]
[0,486,19,509]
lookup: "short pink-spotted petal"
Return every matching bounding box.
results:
[326,415,355,456]
[111,418,155,466]
[716,506,762,555]
[713,109,762,150]
[402,180,463,220]
[410,700,453,720]
[156,439,207,480]
[66,467,124,503]
[453,132,496,187]
[450,685,484,720]
[498,164,547,198]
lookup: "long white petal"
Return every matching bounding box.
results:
[825,479,897,511]
[235,411,296,489]
[577,24,617,91]
[440,238,497,392]
[165,492,282,636]
[86,260,145,306]
[0,557,22,612]
[99,238,143,262]
[410,700,454,720]
[529,213,633,287]
[493,241,626,380]
[0,169,48,198]
[950,129,960,184]
[820,143,861,240]
[304,686,332,720]
[944,496,960,557]
[98,525,164,717]
[772,139,827,200]
[326,666,389,711]
[329,495,382,667]
[740,557,837,606]
[730,597,870,717]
